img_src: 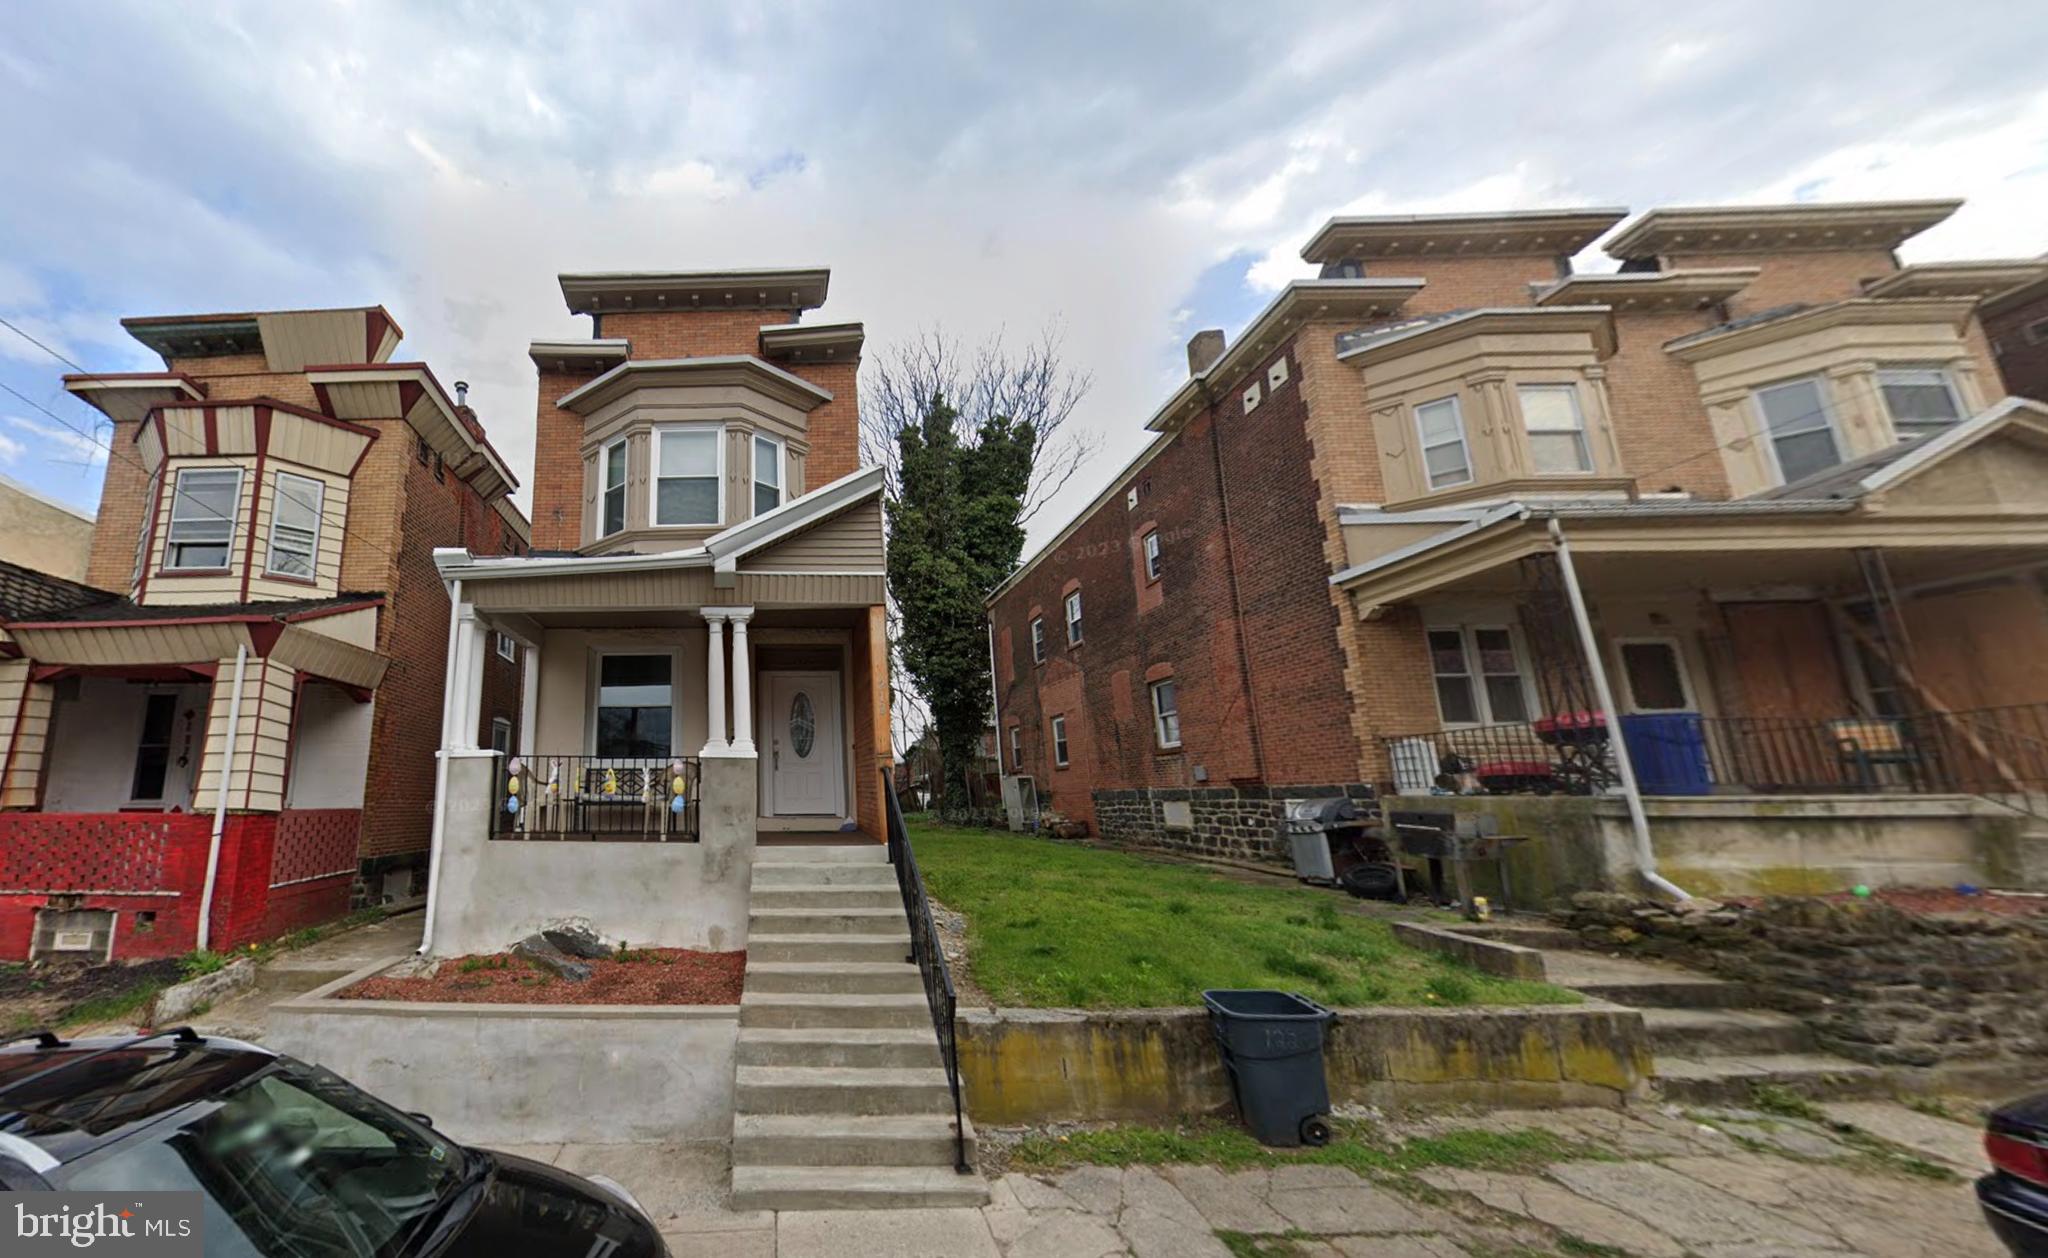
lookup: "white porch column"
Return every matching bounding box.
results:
[703,612,729,755]
[517,639,539,758]
[452,603,487,751]
[728,610,755,755]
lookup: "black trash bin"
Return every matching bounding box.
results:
[1201,989,1337,1147]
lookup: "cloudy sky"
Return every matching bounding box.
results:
[3,0,2045,545]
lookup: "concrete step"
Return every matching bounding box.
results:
[1653,1052,1892,1105]
[752,861,898,887]
[1546,953,1751,1009]
[730,1164,989,1211]
[1641,1007,1816,1057]
[750,885,902,911]
[739,1027,942,1069]
[750,907,909,936]
[744,961,924,995]
[733,1113,976,1167]
[735,1065,955,1115]
[748,932,912,964]
[758,844,889,864]
[739,991,932,1030]
[1449,923,1584,951]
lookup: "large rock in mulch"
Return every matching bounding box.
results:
[542,925,613,960]
[512,934,592,982]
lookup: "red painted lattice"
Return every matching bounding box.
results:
[0,813,210,893]
[270,809,362,886]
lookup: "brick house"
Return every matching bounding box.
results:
[1978,258,2048,405]
[0,306,528,961]
[418,268,891,957]
[989,200,2048,898]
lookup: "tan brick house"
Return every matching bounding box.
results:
[0,306,527,961]
[419,268,890,956]
[989,200,2048,898]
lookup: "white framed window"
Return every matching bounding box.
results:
[1064,590,1083,645]
[1876,366,1964,441]
[654,427,723,526]
[1414,396,1473,490]
[1517,385,1593,475]
[1008,725,1022,771]
[490,717,513,757]
[1030,617,1046,663]
[1427,625,1532,727]
[494,631,516,662]
[1752,376,1842,485]
[164,467,241,570]
[1616,637,1696,713]
[600,438,628,538]
[1051,715,1070,767]
[592,652,674,758]
[1150,678,1181,749]
[1143,530,1161,581]
[264,471,324,579]
[753,433,784,517]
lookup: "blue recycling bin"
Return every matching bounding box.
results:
[1620,713,1712,795]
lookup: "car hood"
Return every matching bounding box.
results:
[439,1149,663,1258]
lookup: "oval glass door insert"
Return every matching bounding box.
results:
[789,692,816,758]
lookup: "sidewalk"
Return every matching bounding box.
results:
[192,908,422,1040]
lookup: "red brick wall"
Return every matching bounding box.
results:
[1603,308,1733,498]
[529,368,589,551]
[602,310,782,359]
[1986,292,2048,404]
[794,358,863,486]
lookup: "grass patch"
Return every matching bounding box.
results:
[909,819,1574,1008]
[1216,1231,1319,1258]
[179,950,229,979]
[59,979,169,1029]
[1006,1117,1612,1177]
[1748,1082,1826,1123]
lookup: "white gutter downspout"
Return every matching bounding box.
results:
[196,643,250,952]
[418,577,464,955]
[1546,517,1690,903]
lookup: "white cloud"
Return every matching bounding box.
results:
[4,414,107,465]
[0,430,24,464]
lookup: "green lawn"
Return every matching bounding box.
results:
[908,820,1574,1008]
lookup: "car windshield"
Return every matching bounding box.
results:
[47,1057,469,1258]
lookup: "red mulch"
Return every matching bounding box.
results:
[339,948,746,1005]
[1728,887,2048,918]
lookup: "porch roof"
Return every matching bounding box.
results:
[1331,397,2048,614]
[4,593,390,688]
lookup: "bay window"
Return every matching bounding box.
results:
[1753,376,1842,484]
[1517,385,1592,474]
[1414,396,1473,490]
[265,472,324,579]
[654,427,722,526]
[600,439,627,538]
[1876,366,1964,441]
[164,467,241,570]
[753,434,784,516]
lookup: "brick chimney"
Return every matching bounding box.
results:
[1186,329,1226,375]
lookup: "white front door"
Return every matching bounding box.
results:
[763,671,843,816]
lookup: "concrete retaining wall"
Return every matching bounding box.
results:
[425,750,755,957]
[267,961,739,1145]
[1385,792,2045,904]
[957,1003,1649,1124]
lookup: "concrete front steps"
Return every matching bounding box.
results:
[1455,920,1890,1105]
[732,843,987,1211]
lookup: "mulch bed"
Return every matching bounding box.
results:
[1729,887,2048,918]
[339,948,746,1005]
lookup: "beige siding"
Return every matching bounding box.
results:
[0,658,51,808]
[194,657,296,812]
[246,463,350,599]
[743,496,886,573]
[257,310,367,373]
[465,568,884,613]
[269,411,373,476]
[297,606,379,650]
[145,457,255,605]
[318,380,403,421]
[11,623,247,666]
[142,453,355,605]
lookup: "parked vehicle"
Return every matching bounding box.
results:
[1982,1092,2048,1256]
[0,1028,666,1257]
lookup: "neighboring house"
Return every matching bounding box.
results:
[989,199,2048,897]
[421,267,889,956]
[896,726,1001,810]
[0,306,527,962]
[0,472,95,582]
[1978,256,2048,405]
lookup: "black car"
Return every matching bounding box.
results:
[0,1028,667,1257]
[1981,1093,2048,1257]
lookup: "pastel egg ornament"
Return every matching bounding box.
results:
[670,795,688,815]
[505,795,520,815]
[506,776,521,795]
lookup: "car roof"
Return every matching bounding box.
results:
[0,1033,276,1165]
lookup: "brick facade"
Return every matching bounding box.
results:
[1986,287,2048,404]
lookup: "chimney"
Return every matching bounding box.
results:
[1185,329,1226,376]
[453,380,470,406]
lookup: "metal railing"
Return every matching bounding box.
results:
[492,755,701,841]
[881,768,970,1173]
[1383,703,2048,801]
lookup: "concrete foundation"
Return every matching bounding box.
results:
[1385,791,2047,903]
[267,961,740,1144]
[956,1002,1649,1125]
[425,750,758,956]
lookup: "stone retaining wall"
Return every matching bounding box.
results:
[1091,784,1376,864]
[957,1003,1649,1124]
[1556,892,2048,1068]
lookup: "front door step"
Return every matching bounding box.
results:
[731,1164,989,1211]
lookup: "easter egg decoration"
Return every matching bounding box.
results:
[505,795,520,815]
[1852,884,1873,898]
[506,776,520,796]
[671,794,688,815]
[507,756,524,777]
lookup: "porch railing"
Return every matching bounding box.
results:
[1384,703,2048,800]
[492,755,701,842]
[880,767,970,1174]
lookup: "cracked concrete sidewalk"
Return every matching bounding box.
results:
[613,1101,2002,1257]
